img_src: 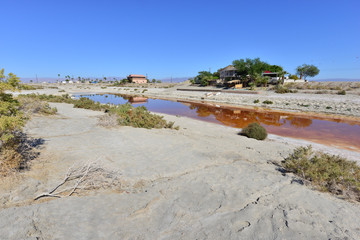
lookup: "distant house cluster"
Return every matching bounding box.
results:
[218,65,305,86]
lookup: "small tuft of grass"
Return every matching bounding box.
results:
[337,90,346,95]
[315,90,328,94]
[299,103,310,107]
[281,146,360,202]
[240,122,267,140]
[262,100,273,104]
[253,99,260,103]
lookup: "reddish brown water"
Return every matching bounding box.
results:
[78,94,360,152]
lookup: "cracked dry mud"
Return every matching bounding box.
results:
[1,103,360,239]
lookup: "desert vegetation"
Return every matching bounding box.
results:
[285,82,360,92]
[18,84,44,90]
[0,69,42,175]
[18,96,57,115]
[20,94,179,130]
[240,122,267,140]
[262,100,273,104]
[274,85,298,94]
[100,103,179,130]
[282,146,360,201]
[18,94,110,111]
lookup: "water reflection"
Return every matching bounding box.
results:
[76,94,360,152]
[184,102,313,128]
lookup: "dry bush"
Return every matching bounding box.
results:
[282,146,360,202]
[97,114,118,127]
[0,143,22,176]
[0,133,43,176]
[18,97,57,115]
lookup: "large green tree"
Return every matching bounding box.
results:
[296,64,320,80]
[193,71,219,86]
[232,58,277,86]
[267,65,283,73]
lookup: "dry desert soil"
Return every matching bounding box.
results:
[1,82,360,239]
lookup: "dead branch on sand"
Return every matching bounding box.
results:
[34,160,121,200]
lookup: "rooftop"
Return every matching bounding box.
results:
[128,74,146,78]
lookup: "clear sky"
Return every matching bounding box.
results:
[1,0,359,80]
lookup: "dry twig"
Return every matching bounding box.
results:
[34,160,121,200]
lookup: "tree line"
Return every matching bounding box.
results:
[191,58,320,87]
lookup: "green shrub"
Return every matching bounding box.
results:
[315,90,328,94]
[0,68,28,175]
[21,94,179,130]
[107,103,179,129]
[241,122,267,140]
[253,99,260,103]
[288,74,299,80]
[299,103,310,107]
[275,85,290,94]
[337,90,346,95]
[282,146,360,201]
[18,94,110,111]
[18,84,43,90]
[275,85,298,94]
[262,100,273,104]
[73,97,103,111]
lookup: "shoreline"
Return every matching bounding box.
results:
[1,100,360,239]
[13,83,360,157]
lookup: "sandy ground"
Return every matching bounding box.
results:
[1,101,360,239]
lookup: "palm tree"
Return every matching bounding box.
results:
[277,70,288,85]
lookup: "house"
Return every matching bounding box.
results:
[219,65,238,82]
[128,74,147,84]
[262,71,288,84]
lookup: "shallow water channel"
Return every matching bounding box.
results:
[76,94,360,152]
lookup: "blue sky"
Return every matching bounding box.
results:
[1,0,359,80]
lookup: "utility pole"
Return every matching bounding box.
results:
[36,74,38,83]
